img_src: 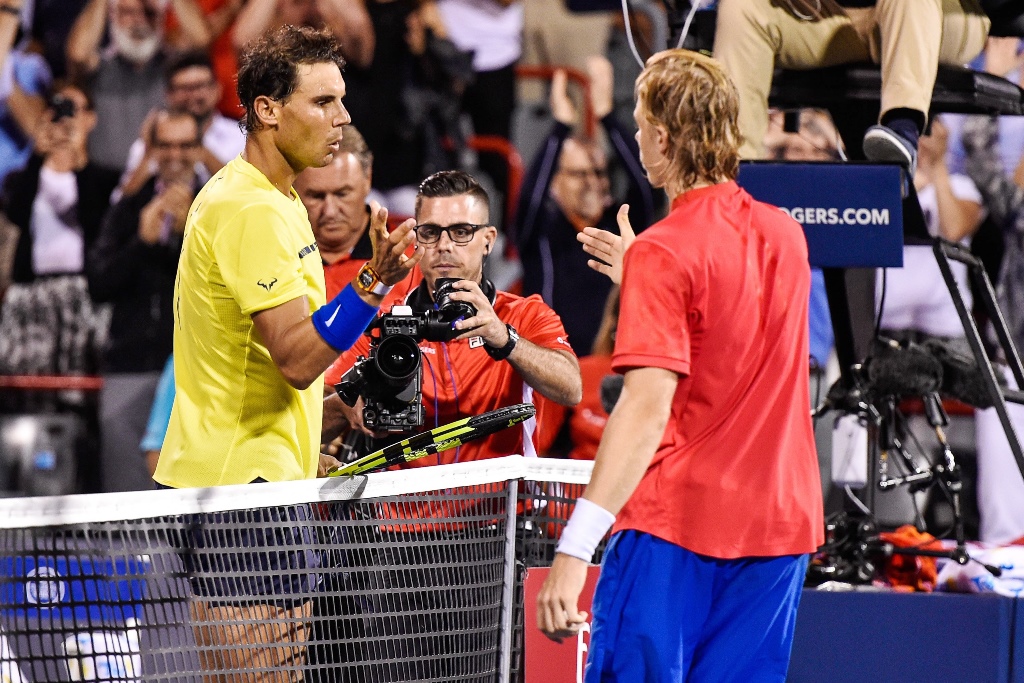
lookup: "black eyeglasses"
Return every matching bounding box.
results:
[414,223,487,245]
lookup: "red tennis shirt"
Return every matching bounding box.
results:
[612,181,823,559]
[325,280,575,465]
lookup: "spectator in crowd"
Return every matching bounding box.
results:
[944,37,1024,179]
[519,0,611,106]
[436,0,521,217]
[878,118,983,340]
[140,353,174,477]
[66,0,209,172]
[514,56,653,355]
[0,3,51,185]
[167,0,245,117]
[714,0,989,171]
[941,38,1024,318]
[0,84,120,380]
[231,0,374,69]
[31,0,90,80]
[119,50,244,196]
[294,124,386,299]
[323,170,582,465]
[962,114,1024,544]
[343,0,473,217]
[88,109,202,492]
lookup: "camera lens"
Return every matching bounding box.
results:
[433,278,458,308]
[373,334,421,384]
[433,277,476,323]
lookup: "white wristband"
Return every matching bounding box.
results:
[556,497,615,563]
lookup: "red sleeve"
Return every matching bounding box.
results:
[612,239,697,376]
[507,294,576,356]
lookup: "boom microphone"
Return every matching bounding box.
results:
[921,337,1004,409]
[865,339,943,398]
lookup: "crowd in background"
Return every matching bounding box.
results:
[0,0,1022,543]
[0,0,653,492]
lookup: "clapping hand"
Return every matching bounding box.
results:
[550,69,576,126]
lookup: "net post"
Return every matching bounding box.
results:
[498,476,519,682]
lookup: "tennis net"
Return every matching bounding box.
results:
[0,455,594,683]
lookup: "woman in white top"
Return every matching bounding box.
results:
[877,118,984,339]
[0,85,119,391]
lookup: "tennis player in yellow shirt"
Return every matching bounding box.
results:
[152,25,421,681]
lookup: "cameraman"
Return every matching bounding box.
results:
[323,170,582,462]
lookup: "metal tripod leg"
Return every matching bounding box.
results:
[932,239,1024,486]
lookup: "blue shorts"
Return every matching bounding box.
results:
[586,530,809,683]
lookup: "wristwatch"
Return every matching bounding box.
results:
[354,263,392,296]
[485,323,519,361]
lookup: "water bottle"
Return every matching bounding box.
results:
[61,618,141,682]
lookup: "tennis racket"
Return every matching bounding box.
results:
[327,403,536,476]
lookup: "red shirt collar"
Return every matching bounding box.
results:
[670,180,740,211]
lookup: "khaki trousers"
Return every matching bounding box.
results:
[714,0,990,158]
[190,599,312,683]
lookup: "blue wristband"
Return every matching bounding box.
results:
[311,284,379,351]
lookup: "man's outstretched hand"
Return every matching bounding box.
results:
[536,553,590,642]
[577,204,635,285]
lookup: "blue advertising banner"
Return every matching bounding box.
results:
[737,162,904,268]
[0,554,146,622]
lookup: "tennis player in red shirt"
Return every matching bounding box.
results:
[537,50,824,682]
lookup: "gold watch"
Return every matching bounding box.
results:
[354,263,392,296]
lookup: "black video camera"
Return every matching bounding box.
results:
[334,278,476,431]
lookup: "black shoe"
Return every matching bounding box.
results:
[863,124,918,178]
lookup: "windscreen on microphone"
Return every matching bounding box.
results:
[866,340,943,398]
[921,337,1005,409]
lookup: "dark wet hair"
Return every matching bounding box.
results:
[236,25,346,134]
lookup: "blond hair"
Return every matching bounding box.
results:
[635,50,741,190]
